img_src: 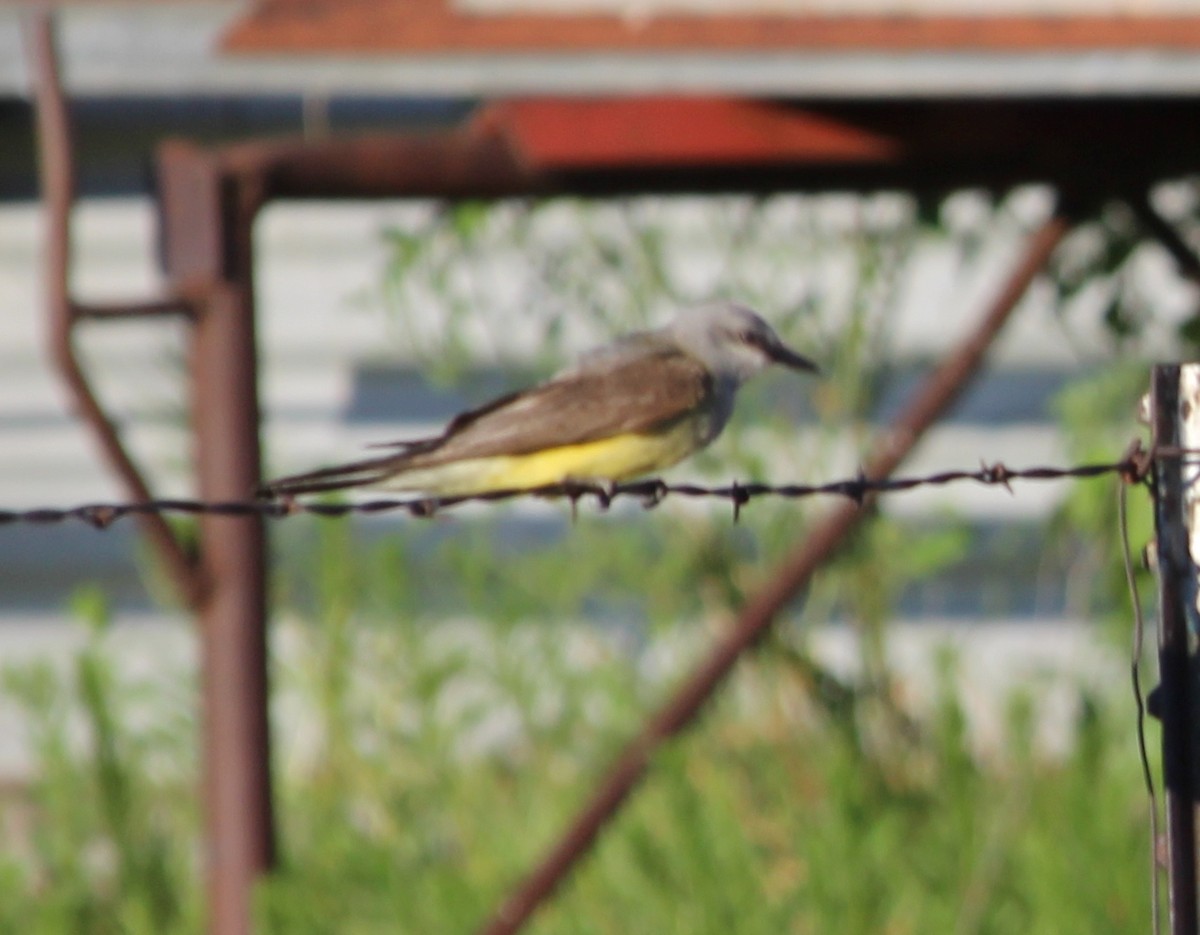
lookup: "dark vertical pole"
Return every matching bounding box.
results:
[1151,364,1200,935]
[190,174,276,934]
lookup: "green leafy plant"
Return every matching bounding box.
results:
[0,588,199,934]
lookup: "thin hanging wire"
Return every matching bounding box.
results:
[1120,474,1161,935]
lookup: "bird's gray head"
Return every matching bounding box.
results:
[669,302,818,384]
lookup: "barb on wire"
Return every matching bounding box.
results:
[0,442,1162,530]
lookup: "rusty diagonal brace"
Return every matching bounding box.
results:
[24,12,207,610]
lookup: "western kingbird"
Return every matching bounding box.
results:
[260,302,817,500]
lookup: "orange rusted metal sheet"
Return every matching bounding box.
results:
[481,98,898,169]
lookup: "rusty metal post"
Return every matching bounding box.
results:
[160,144,276,933]
[478,212,1071,935]
[1151,364,1200,934]
[192,178,276,935]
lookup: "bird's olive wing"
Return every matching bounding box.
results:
[411,348,714,465]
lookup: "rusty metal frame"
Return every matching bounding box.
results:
[29,10,1197,934]
[24,34,1081,933]
[187,170,277,935]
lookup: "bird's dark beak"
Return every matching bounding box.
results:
[767,342,820,375]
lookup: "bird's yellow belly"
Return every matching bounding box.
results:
[385,423,702,496]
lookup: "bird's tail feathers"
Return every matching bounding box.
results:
[258,452,410,499]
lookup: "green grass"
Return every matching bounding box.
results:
[0,185,1173,934]
[0,575,1156,934]
[0,590,200,935]
[257,621,1154,935]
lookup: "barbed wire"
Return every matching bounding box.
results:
[0,440,1162,529]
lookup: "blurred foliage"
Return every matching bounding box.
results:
[7,182,1197,930]
[377,194,911,386]
[1048,364,1155,632]
[0,569,1153,934]
[1048,187,1200,354]
[0,589,199,934]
